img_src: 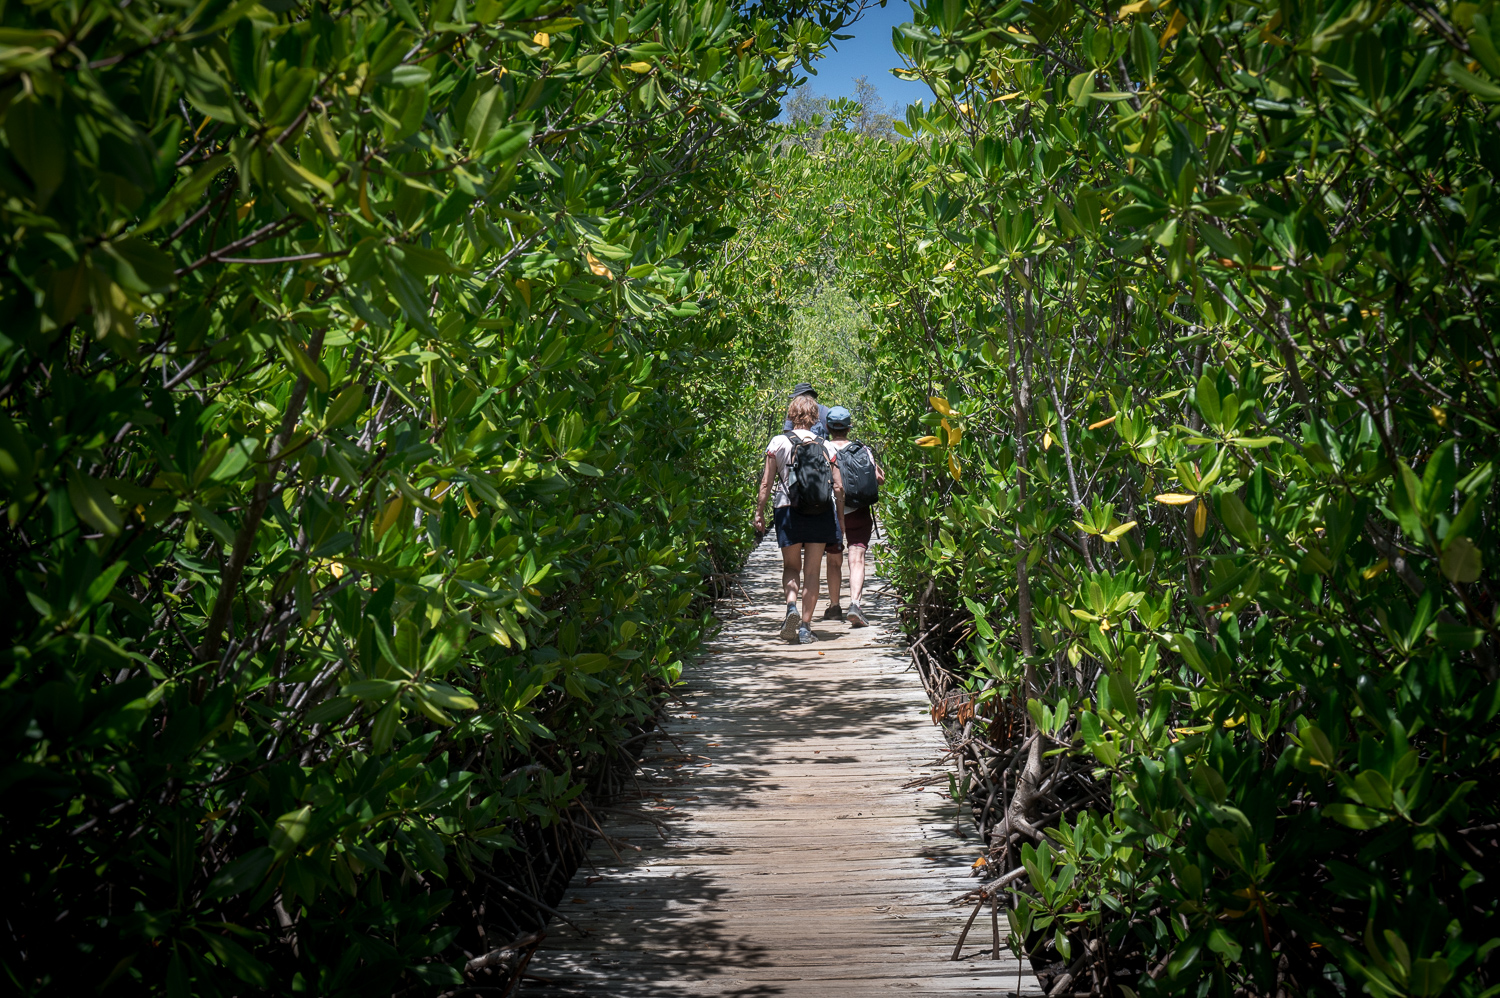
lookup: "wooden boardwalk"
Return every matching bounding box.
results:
[524,538,1041,997]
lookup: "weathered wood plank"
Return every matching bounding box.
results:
[523,538,1039,997]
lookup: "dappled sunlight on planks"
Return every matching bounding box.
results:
[523,538,1042,997]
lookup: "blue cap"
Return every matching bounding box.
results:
[826,405,852,429]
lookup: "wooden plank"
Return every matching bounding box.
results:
[523,538,1040,997]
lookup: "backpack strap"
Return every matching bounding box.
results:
[782,430,806,484]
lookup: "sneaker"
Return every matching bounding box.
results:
[797,624,818,644]
[846,602,869,628]
[779,609,801,643]
[822,604,845,622]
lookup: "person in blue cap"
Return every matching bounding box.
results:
[822,405,883,627]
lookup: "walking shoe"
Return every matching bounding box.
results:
[822,604,845,622]
[797,623,818,644]
[780,609,801,643]
[846,602,869,628]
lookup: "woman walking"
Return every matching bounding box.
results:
[754,393,845,645]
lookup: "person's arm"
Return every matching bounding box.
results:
[754,452,777,534]
[831,462,846,538]
[873,452,886,485]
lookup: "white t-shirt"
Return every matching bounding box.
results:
[767,430,839,509]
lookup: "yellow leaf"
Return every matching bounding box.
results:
[1118,0,1157,14]
[948,452,962,481]
[1361,558,1389,580]
[533,31,550,46]
[1160,8,1187,44]
[971,855,989,870]
[465,491,479,518]
[585,250,612,278]
[375,496,405,538]
[1088,414,1117,430]
[991,92,1023,102]
[515,278,531,307]
[330,561,346,578]
[1155,493,1196,505]
[1103,520,1138,541]
[915,435,940,447]
[1043,431,1054,450]
[929,396,952,415]
[1194,501,1208,537]
[624,61,652,73]
[1430,406,1448,427]
[1258,9,1283,44]
[236,198,256,220]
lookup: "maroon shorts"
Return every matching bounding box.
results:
[830,509,873,552]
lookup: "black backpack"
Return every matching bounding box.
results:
[840,440,879,511]
[786,432,834,514]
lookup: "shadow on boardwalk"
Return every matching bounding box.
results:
[522,538,1040,997]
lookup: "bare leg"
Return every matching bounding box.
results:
[781,544,802,606]
[825,549,843,608]
[848,544,868,605]
[800,543,826,624]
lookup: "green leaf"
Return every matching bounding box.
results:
[344,678,403,701]
[389,0,423,31]
[1208,928,1243,963]
[269,806,312,860]
[1216,491,1258,545]
[104,238,177,294]
[195,930,272,988]
[188,502,236,548]
[68,469,122,536]
[279,339,330,393]
[1444,60,1500,101]
[323,383,367,429]
[1323,803,1388,829]
[136,155,231,236]
[268,143,335,199]
[5,93,65,205]
[1195,373,1221,426]
[1431,622,1486,650]
[483,123,535,166]
[370,700,401,753]
[1440,535,1481,583]
[206,847,275,899]
[0,412,36,496]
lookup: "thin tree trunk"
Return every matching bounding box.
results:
[1002,269,1045,844]
[196,327,328,693]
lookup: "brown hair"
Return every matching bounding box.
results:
[787,394,819,430]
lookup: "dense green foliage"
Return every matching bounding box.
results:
[765,0,1500,993]
[0,0,861,991]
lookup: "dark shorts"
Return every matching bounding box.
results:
[841,508,873,549]
[774,505,841,549]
